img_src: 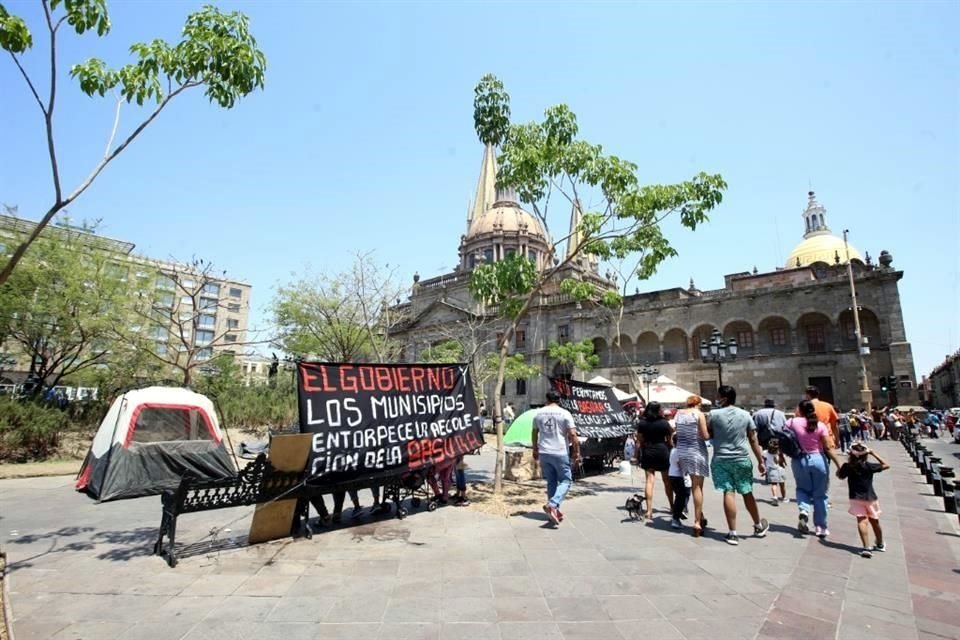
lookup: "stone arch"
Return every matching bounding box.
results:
[723,319,756,356]
[797,311,834,354]
[837,307,882,350]
[552,361,573,380]
[591,337,609,367]
[609,334,634,367]
[662,328,689,363]
[636,331,660,364]
[758,315,792,354]
[690,323,718,357]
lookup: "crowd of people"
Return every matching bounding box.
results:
[530,384,893,558]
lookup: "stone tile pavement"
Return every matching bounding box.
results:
[2,440,959,640]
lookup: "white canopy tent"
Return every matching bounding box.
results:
[642,375,712,406]
[587,376,639,402]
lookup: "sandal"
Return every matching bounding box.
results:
[691,525,703,537]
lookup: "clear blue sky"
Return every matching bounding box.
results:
[2,1,958,377]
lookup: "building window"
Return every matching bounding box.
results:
[195,330,214,346]
[770,327,787,347]
[180,278,196,291]
[228,303,241,313]
[224,334,238,343]
[198,314,215,328]
[149,326,167,340]
[227,318,239,329]
[180,295,193,306]
[483,248,494,264]
[506,248,516,259]
[156,293,175,309]
[807,325,826,353]
[202,282,220,296]
[154,342,167,355]
[468,255,476,269]
[196,348,213,361]
[229,287,242,298]
[156,274,175,290]
[223,350,236,357]
[842,321,856,342]
[558,324,570,343]
[106,263,128,281]
[516,379,527,395]
[528,250,537,264]
[737,330,754,349]
[515,329,526,349]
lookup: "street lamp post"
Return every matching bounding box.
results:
[844,230,873,412]
[638,362,659,403]
[700,328,738,388]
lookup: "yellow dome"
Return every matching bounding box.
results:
[466,201,548,240]
[786,232,862,268]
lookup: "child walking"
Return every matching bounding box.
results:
[836,443,890,558]
[668,443,691,529]
[764,438,787,505]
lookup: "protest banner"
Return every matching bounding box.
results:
[297,362,484,481]
[549,377,634,439]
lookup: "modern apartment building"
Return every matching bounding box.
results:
[0,214,252,386]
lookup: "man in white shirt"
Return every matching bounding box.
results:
[532,390,580,525]
[503,402,516,425]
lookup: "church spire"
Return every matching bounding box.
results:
[566,198,583,260]
[468,144,497,227]
[802,190,829,237]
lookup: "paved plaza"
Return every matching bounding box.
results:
[2,440,959,640]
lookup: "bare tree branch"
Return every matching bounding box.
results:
[7,52,46,115]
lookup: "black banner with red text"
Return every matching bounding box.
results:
[549,377,634,439]
[297,362,484,481]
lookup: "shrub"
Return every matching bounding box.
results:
[0,399,70,462]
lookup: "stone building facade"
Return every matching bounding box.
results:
[927,350,960,409]
[391,146,918,412]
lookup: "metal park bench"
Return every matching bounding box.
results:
[153,454,305,567]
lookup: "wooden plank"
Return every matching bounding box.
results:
[248,433,312,544]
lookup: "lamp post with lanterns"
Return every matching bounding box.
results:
[700,328,738,388]
[637,362,659,404]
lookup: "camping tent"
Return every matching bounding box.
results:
[643,375,712,407]
[587,376,639,402]
[503,409,538,447]
[76,387,236,501]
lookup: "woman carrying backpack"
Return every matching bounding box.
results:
[788,399,843,537]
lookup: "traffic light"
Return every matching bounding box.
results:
[879,376,889,392]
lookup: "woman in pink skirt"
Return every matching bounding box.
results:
[836,443,890,558]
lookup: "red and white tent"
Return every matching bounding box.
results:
[76,387,235,501]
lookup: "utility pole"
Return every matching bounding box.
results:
[844,230,873,412]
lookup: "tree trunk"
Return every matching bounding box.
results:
[491,327,513,496]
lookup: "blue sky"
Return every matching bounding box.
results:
[2,1,958,377]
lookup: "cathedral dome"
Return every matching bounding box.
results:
[465,199,548,240]
[786,233,862,268]
[785,191,862,268]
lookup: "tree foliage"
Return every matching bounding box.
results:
[469,74,727,493]
[272,252,404,363]
[0,220,138,392]
[548,339,599,378]
[0,0,266,285]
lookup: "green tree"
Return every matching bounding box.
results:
[469,74,727,493]
[0,221,137,393]
[0,0,266,285]
[548,339,599,380]
[272,252,405,363]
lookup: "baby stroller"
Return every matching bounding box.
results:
[385,469,435,519]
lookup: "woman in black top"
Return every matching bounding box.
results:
[635,402,674,521]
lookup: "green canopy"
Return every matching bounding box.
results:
[503,409,539,447]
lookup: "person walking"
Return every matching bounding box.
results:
[708,385,769,545]
[788,399,843,537]
[532,389,580,526]
[503,402,516,426]
[674,395,711,536]
[636,401,674,522]
[837,443,890,557]
[752,398,786,448]
[838,411,853,453]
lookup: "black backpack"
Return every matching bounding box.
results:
[769,418,807,459]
